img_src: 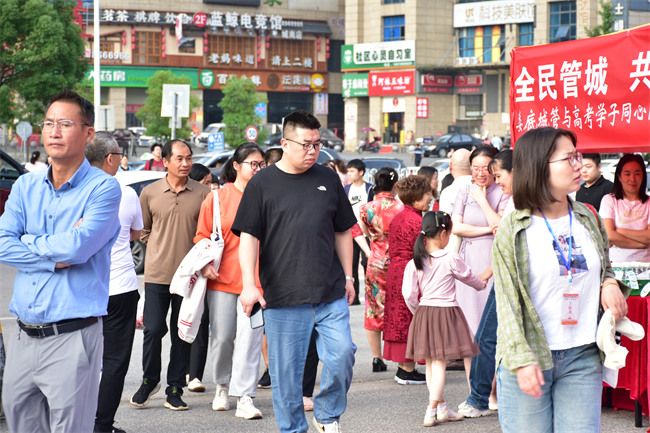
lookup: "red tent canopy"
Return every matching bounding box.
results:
[510,25,650,153]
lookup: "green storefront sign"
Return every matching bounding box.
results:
[341,40,415,71]
[342,73,369,97]
[84,66,199,88]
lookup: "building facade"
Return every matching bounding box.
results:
[80,0,346,135]
[343,0,650,149]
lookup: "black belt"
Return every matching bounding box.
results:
[18,317,99,338]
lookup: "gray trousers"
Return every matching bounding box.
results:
[206,290,264,397]
[3,319,103,433]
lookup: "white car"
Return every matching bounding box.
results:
[114,170,166,273]
[195,123,226,148]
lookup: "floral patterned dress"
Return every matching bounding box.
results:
[360,192,404,332]
[383,205,423,363]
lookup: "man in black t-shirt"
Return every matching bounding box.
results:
[233,110,357,433]
[576,153,613,211]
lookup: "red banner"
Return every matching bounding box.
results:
[510,25,650,152]
[368,70,415,96]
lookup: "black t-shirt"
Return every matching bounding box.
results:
[232,164,357,308]
[576,175,613,211]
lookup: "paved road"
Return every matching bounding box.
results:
[0,263,645,432]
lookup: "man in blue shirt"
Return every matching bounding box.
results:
[0,89,121,433]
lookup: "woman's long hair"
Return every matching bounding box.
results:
[221,142,265,184]
[413,211,453,270]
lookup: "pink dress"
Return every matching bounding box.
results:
[453,182,510,335]
[360,192,404,332]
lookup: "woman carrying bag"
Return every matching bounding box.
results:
[195,143,267,419]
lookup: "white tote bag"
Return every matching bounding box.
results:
[211,190,225,270]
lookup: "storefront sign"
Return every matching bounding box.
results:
[422,73,453,87]
[341,40,415,71]
[342,73,369,97]
[382,97,405,113]
[198,69,328,93]
[416,98,429,118]
[510,25,650,152]
[315,93,328,115]
[454,73,484,93]
[85,66,199,88]
[368,70,415,96]
[453,0,535,28]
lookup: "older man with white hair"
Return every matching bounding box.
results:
[438,148,472,214]
[86,131,143,433]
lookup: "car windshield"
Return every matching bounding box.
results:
[435,135,452,143]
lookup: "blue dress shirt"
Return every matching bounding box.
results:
[0,159,121,324]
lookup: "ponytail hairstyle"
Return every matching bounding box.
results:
[413,211,453,270]
[220,142,265,184]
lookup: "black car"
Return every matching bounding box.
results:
[424,133,483,157]
[0,150,27,216]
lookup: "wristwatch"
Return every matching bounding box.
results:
[345,275,355,283]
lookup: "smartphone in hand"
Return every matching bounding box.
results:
[250,302,264,329]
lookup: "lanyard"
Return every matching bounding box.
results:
[538,204,573,283]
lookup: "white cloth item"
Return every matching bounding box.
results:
[347,183,369,223]
[597,308,645,387]
[526,214,601,350]
[439,175,472,215]
[170,238,218,343]
[109,184,143,296]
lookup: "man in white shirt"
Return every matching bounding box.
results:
[86,132,143,433]
[344,159,374,305]
[439,149,472,214]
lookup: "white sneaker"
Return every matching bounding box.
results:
[212,385,230,411]
[235,396,262,419]
[188,378,205,392]
[437,402,463,422]
[457,401,492,418]
[423,407,438,427]
[312,417,342,433]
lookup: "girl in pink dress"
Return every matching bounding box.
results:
[403,211,489,427]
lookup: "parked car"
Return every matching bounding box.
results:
[128,126,155,147]
[360,157,408,184]
[262,146,341,166]
[423,133,482,157]
[0,150,27,216]
[114,170,166,274]
[196,123,226,148]
[194,149,235,182]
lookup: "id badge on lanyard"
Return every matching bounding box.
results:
[561,276,579,326]
[539,204,578,326]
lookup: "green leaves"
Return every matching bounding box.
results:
[0,0,86,123]
[218,76,267,148]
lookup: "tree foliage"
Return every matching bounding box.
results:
[0,0,88,123]
[136,70,200,142]
[585,0,616,37]
[218,76,267,148]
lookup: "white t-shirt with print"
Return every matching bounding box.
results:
[599,194,650,262]
[348,183,369,223]
[526,213,601,350]
[109,184,144,296]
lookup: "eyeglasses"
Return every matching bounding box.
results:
[39,120,89,132]
[241,160,266,170]
[549,151,583,168]
[283,137,323,151]
[107,152,125,159]
[471,166,490,174]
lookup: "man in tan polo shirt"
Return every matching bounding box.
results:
[130,139,210,411]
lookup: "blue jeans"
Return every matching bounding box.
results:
[466,285,497,409]
[497,343,603,433]
[265,296,356,433]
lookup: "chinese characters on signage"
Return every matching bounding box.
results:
[510,25,650,152]
[420,72,484,94]
[341,40,415,71]
[416,98,429,118]
[97,9,299,38]
[198,70,327,93]
[368,71,415,96]
[342,73,369,97]
[453,0,535,28]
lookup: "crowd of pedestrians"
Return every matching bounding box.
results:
[0,88,645,433]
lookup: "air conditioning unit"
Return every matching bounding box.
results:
[469,57,479,65]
